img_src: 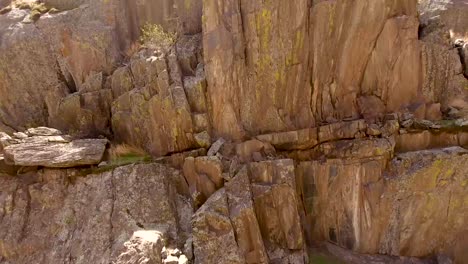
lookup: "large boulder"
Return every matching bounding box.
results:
[114,230,165,264]
[0,163,191,263]
[2,128,107,168]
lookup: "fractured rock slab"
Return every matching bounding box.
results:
[3,129,107,168]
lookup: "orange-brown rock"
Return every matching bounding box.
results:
[203,0,423,140]
[111,49,197,156]
[248,159,305,261]
[297,147,468,261]
[183,156,223,205]
[235,139,275,162]
[396,130,466,152]
[192,189,244,264]
[225,167,268,264]
[257,120,367,151]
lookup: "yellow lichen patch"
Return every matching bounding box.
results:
[289,30,305,65]
[256,9,272,51]
[184,0,192,10]
[255,9,273,71]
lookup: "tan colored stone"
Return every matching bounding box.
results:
[193,131,211,148]
[225,167,268,264]
[192,189,244,264]
[425,103,443,120]
[318,120,367,143]
[357,96,386,122]
[297,147,468,260]
[3,134,107,168]
[235,139,275,163]
[112,53,196,156]
[248,159,304,260]
[396,131,461,152]
[183,156,223,204]
[114,230,165,264]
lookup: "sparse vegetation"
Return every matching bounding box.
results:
[29,9,41,21]
[13,1,50,21]
[139,23,177,49]
[76,144,152,177]
[109,143,149,161]
[16,1,31,9]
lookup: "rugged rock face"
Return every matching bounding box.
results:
[0,0,468,263]
[1,127,107,168]
[0,163,192,264]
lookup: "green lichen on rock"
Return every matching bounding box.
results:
[29,9,41,21]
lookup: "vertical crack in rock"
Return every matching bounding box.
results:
[18,186,31,242]
[109,169,116,255]
[455,41,468,79]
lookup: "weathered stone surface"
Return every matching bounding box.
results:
[111,49,197,157]
[114,230,165,264]
[25,127,62,136]
[0,154,17,175]
[207,138,225,156]
[395,130,466,152]
[324,242,435,264]
[0,0,203,137]
[2,130,107,168]
[0,163,191,264]
[297,147,468,260]
[257,120,367,151]
[183,156,223,205]
[225,167,268,264]
[235,139,275,163]
[192,189,244,264]
[319,138,395,160]
[248,159,305,262]
[53,88,113,137]
[203,0,421,140]
[419,0,468,116]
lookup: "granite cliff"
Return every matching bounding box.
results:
[0,0,467,263]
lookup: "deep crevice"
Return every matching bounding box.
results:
[454,41,468,79]
[18,185,31,242]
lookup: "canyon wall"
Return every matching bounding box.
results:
[0,0,467,263]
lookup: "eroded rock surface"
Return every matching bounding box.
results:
[2,128,107,168]
[0,0,467,263]
[0,163,191,264]
[297,147,468,261]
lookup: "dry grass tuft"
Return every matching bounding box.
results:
[109,143,149,160]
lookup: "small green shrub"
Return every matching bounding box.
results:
[29,9,41,21]
[16,2,31,9]
[32,3,49,14]
[140,23,176,49]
